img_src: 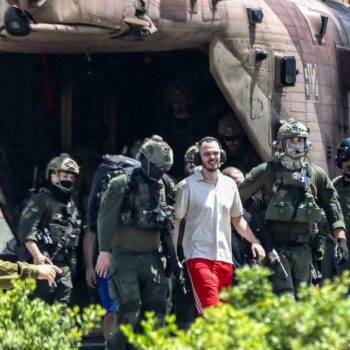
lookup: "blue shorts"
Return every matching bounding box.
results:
[97,276,118,313]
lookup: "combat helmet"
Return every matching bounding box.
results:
[184,143,199,175]
[137,135,173,181]
[336,137,350,168]
[275,118,310,157]
[45,153,79,192]
[184,143,199,163]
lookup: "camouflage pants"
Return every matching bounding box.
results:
[171,263,196,330]
[33,264,72,306]
[270,244,312,298]
[106,247,169,350]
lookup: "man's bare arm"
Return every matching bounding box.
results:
[83,229,97,288]
[25,240,52,265]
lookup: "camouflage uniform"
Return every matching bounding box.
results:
[97,136,175,350]
[17,154,81,305]
[239,119,346,297]
[322,138,350,279]
[171,144,197,329]
[0,259,39,289]
[322,177,350,279]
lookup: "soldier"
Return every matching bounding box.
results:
[95,135,175,350]
[17,154,82,305]
[184,143,199,176]
[172,144,198,329]
[0,259,61,289]
[322,137,350,279]
[157,79,199,179]
[239,119,348,297]
[218,113,260,174]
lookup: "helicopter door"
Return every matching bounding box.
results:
[209,36,272,161]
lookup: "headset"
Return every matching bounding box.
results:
[193,136,227,166]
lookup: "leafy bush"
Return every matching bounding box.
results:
[0,279,104,350]
[122,267,350,350]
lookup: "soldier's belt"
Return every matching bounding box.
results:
[274,233,312,244]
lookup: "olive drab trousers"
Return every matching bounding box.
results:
[106,247,169,350]
[270,244,313,298]
[322,238,350,281]
[33,265,73,306]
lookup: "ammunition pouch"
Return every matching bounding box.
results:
[266,189,322,223]
[120,208,159,229]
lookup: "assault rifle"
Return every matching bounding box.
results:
[244,197,289,279]
[147,205,188,295]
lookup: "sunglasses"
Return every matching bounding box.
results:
[223,135,242,142]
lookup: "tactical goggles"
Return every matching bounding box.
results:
[152,162,171,172]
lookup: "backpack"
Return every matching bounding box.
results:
[87,154,174,232]
[87,154,141,232]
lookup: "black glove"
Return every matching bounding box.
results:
[311,234,326,261]
[335,238,349,266]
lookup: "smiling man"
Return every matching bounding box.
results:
[172,137,265,314]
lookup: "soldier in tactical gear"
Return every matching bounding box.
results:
[184,143,199,176]
[171,143,198,330]
[218,113,260,174]
[95,135,176,350]
[322,137,350,280]
[239,119,348,297]
[17,153,82,306]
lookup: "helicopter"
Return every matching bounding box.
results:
[1,0,350,177]
[0,0,349,246]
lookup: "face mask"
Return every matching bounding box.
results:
[149,163,164,181]
[141,156,164,181]
[58,180,74,192]
[285,141,305,158]
[281,155,303,171]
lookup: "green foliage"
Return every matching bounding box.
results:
[122,267,350,350]
[0,279,105,350]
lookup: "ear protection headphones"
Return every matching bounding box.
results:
[193,136,227,166]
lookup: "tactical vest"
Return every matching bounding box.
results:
[265,160,322,223]
[333,176,350,231]
[120,172,171,229]
[40,188,81,249]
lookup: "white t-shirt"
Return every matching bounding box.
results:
[174,169,243,264]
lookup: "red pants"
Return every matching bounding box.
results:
[186,258,233,315]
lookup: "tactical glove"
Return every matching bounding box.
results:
[311,234,326,261]
[334,238,349,266]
